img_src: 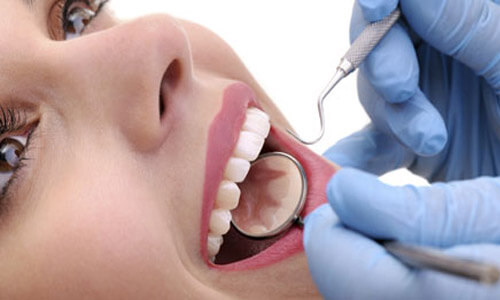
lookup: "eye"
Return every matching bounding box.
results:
[65,5,96,40]
[51,0,108,40]
[0,137,27,187]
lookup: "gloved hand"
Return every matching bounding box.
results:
[335,0,500,181]
[303,0,500,298]
[304,190,500,299]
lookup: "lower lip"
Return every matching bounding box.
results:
[201,83,337,270]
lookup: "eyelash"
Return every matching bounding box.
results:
[0,108,33,203]
[53,0,109,40]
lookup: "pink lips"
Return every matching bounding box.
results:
[201,82,337,270]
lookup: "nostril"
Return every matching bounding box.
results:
[165,59,182,89]
[159,94,166,117]
[159,59,182,119]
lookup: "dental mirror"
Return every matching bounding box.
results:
[231,152,307,238]
[230,152,500,284]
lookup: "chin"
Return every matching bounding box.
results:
[200,82,337,271]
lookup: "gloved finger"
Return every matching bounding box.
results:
[358,72,448,156]
[358,0,399,22]
[304,209,500,300]
[329,168,500,247]
[401,0,500,94]
[351,2,420,104]
[303,204,412,300]
[322,124,415,175]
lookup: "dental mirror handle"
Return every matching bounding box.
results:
[384,241,500,285]
[288,8,401,145]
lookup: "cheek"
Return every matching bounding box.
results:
[4,178,183,297]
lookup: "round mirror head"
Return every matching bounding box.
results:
[231,152,307,238]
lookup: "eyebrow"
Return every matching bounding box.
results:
[23,0,34,7]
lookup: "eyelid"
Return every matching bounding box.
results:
[47,0,66,39]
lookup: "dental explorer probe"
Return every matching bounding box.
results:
[288,8,401,145]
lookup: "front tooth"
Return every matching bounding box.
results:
[207,234,224,258]
[243,109,271,138]
[224,157,250,183]
[234,131,265,161]
[216,181,241,210]
[247,107,270,122]
[209,209,232,235]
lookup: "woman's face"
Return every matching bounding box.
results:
[0,0,336,298]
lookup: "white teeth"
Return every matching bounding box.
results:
[207,234,224,259]
[224,157,251,183]
[216,181,241,210]
[209,209,232,236]
[243,108,271,138]
[247,107,269,121]
[233,131,265,162]
[207,107,271,261]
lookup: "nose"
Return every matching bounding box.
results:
[63,14,194,152]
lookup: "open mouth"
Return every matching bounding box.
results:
[201,83,336,270]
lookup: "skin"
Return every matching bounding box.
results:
[0,0,321,298]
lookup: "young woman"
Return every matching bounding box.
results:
[0,0,338,298]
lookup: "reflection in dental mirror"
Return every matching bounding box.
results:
[232,152,307,238]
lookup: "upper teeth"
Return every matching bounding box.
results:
[233,131,265,161]
[223,157,251,183]
[216,181,241,210]
[207,107,271,261]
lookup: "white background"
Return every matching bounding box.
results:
[110,0,428,186]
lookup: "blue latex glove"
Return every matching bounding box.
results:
[303,0,500,298]
[304,196,500,299]
[327,0,500,182]
[347,0,500,166]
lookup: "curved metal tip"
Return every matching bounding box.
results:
[286,68,346,146]
[286,128,324,146]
